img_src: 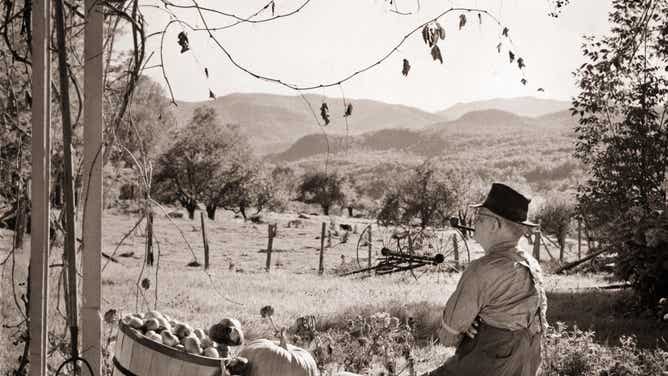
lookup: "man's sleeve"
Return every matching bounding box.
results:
[440,262,484,345]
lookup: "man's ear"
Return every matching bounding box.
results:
[492,217,502,231]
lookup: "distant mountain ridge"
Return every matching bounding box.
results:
[169,93,575,157]
[270,108,578,162]
[437,97,571,121]
[171,93,442,155]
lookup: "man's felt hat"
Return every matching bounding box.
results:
[471,183,538,227]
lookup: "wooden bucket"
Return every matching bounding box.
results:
[113,321,223,376]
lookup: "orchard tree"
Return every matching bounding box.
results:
[153,106,246,219]
[377,161,463,228]
[340,176,365,217]
[207,161,275,220]
[572,0,668,304]
[534,199,575,254]
[297,171,345,215]
[112,75,177,165]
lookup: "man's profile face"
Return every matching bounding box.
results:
[472,208,500,251]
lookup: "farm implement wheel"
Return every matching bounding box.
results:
[350,225,470,281]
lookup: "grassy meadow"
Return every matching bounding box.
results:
[1,206,667,375]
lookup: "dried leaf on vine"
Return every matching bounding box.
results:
[509,51,515,63]
[431,45,443,64]
[478,13,482,24]
[429,28,439,47]
[436,22,445,39]
[459,14,467,29]
[177,31,190,53]
[520,78,527,86]
[209,89,216,99]
[496,42,502,53]
[421,25,430,45]
[502,27,509,37]
[204,67,209,78]
[517,57,525,69]
[271,1,275,16]
[537,88,545,92]
[344,103,353,117]
[320,102,330,125]
[402,59,411,76]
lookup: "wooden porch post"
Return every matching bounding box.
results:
[29,0,51,375]
[81,0,104,375]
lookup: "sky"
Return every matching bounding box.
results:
[134,0,613,112]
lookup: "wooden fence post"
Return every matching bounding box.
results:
[533,228,541,262]
[265,224,276,272]
[577,216,582,260]
[327,229,332,248]
[319,222,326,275]
[200,212,209,270]
[452,234,459,267]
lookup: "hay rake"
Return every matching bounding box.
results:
[345,217,474,280]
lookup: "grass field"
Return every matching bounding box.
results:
[1,207,667,375]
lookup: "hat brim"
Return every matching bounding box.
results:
[469,202,539,227]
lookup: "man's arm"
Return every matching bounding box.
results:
[438,318,463,346]
[439,263,484,346]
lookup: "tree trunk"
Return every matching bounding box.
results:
[186,204,196,220]
[347,207,353,217]
[240,205,247,220]
[206,204,217,220]
[179,196,198,220]
[323,205,330,216]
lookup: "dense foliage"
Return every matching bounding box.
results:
[572,0,668,306]
[296,171,346,215]
[377,161,465,228]
[152,106,259,219]
[542,322,668,376]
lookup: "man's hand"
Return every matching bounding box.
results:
[438,317,481,346]
[464,317,481,339]
[437,325,462,347]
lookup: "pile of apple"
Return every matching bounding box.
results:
[121,310,244,358]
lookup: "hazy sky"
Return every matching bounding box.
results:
[136,0,612,112]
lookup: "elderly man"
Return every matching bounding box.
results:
[423,183,548,376]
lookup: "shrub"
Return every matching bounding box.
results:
[609,207,668,306]
[309,312,415,375]
[542,322,668,376]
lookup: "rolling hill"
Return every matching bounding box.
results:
[436,97,571,121]
[271,108,578,162]
[171,93,443,155]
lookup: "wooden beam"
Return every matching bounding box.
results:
[29,1,51,375]
[81,0,104,374]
